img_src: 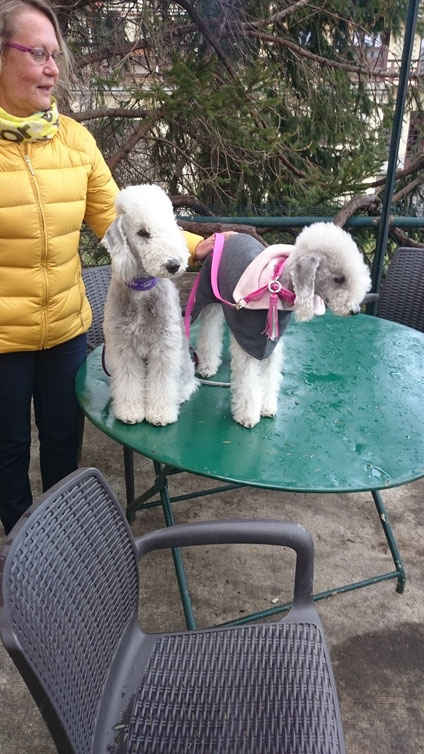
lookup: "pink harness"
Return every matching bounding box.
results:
[184,233,296,341]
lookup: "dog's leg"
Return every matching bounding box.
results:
[195,304,225,377]
[109,346,146,424]
[229,336,262,428]
[260,340,283,418]
[179,335,198,403]
[144,331,185,425]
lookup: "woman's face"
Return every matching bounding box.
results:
[0,8,60,117]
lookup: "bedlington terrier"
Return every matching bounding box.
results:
[189,223,371,428]
[101,184,197,425]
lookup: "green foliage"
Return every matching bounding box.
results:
[63,0,422,217]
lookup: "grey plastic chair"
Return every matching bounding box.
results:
[78,265,112,461]
[376,246,424,332]
[80,265,135,497]
[82,264,112,352]
[0,467,345,754]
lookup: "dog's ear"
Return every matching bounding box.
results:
[290,255,320,322]
[101,216,136,282]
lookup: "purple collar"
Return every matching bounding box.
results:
[125,276,159,291]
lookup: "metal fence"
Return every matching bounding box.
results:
[80,214,424,274]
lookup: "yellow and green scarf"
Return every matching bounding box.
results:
[0,97,59,142]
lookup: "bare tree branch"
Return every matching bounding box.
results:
[73,20,199,69]
[107,109,164,171]
[64,107,149,121]
[172,0,237,79]
[392,176,424,203]
[276,150,309,178]
[170,195,215,215]
[177,220,267,243]
[333,193,381,227]
[388,227,424,248]
[74,39,151,69]
[367,155,424,187]
[246,0,313,28]
[245,30,411,79]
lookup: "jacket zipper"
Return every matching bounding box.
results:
[77,268,87,328]
[24,150,49,348]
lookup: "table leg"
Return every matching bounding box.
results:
[372,489,406,593]
[152,460,197,630]
[218,489,407,627]
[121,455,406,626]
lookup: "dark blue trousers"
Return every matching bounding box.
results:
[0,334,86,534]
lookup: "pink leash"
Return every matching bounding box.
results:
[184,233,228,339]
[184,233,296,341]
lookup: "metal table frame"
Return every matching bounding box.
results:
[77,313,423,631]
[123,448,405,631]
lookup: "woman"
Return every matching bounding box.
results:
[0,0,212,535]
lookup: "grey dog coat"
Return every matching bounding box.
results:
[190,234,292,360]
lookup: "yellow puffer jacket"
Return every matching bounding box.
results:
[0,114,203,353]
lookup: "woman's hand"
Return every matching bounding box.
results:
[194,231,238,262]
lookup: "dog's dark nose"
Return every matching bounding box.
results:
[165,258,181,274]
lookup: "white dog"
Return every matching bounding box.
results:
[189,223,371,428]
[101,184,197,425]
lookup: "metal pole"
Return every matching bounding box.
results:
[369,0,421,312]
[179,215,424,228]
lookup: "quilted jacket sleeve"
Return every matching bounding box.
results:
[84,141,119,239]
[183,230,204,264]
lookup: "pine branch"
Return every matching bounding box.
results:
[276,150,309,178]
[107,109,164,171]
[63,107,149,121]
[245,30,407,79]
[245,0,312,28]
[74,39,151,69]
[172,0,237,79]
[367,155,424,187]
[73,23,195,69]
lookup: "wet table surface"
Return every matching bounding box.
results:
[76,312,424,494]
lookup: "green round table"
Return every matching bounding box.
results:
[76,312,424,627]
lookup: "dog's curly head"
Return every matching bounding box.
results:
[286,223,371,321]
[101,184,190,282]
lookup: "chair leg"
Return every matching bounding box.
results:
[77,410,85,465]
[123,446,135,522]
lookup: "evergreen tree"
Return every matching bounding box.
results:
[58,0,423,225]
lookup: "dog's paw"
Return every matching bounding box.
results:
[261,400,278,418]
[145,408,178,426]
[179,378,198,403]
[232,411,261,429]
[114,405,145,424]
[196,362,218,378]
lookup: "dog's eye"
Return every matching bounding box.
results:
[333,274,346,285]
[137,228,151,238]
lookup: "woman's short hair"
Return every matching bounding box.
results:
[0,0,73,87]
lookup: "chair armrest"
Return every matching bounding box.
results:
[135,519,314,607]
[361,292,379,305]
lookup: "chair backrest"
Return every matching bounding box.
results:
[377,247,424,332]
[0,468,138,754]
[82,265,112,351]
